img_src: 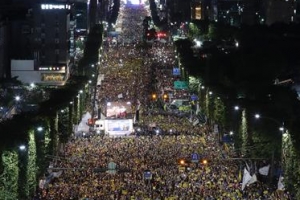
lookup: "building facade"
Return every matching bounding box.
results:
[0,21,9,79]
[189,0,297,26]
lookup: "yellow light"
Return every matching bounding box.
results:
[179,159,185,165]
[152,94,157,99]
[202,159,208,165]
[163,94,168,99]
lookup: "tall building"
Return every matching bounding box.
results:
[166,0,191,23]
[265,0,295,25]
[0,1,32,79]
[191,1,202,20]
[190,0,296,27]
[0,0,94,84]
[0,21,9,78]
[10,2,75,86]
[75,1,89,35]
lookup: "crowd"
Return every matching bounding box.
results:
[37,2,293,200]
[39,117,291,199]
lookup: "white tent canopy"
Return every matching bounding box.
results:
[75,112,91,133]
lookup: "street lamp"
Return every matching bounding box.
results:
[254,113,286,183]
[234,106,240,111]
[37,127,43,132]
[254,113,285,131]
[15,95,21,102]
[30,83,35,89]
[19,145,26,151]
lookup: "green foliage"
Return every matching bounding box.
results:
[240,109,248,156]
[207,23,217,40]
[0,150,19,200]
[283,132,300,196]
[204,91,209,118]
[188,76,201,94]
[27,131,37,196]
[213,97,226,126]
[57,109,70,144]
[188,23,201,38]
[0,19,104,199]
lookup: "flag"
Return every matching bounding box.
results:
[277,175,285,191]
[195,104,200,115]
[245,161,250,172]
[259,165,270,176]
[52,170,63,178]
[242,168,252,190]
[39,179,46,189]
[193,118,199,126]
[247,174,257,186]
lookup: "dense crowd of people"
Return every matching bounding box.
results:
[37,2,292,200]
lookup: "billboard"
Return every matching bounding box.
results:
[105,119,133,136]
[106,101,133,119]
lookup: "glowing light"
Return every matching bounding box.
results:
[124,0,145,5]
[179,159,185,165]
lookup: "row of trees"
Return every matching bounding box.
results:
[0,24,104,199]
[175,22,300,196]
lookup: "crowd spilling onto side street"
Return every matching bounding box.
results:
[34,2,292,200]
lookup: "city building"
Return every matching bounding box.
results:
[10,2,75,86]
[265,0,295,25]
[0,21,9,79]
[75,1,89,36]
[0,0,93,85]
[190,0,297,27]
[166,0,191,23]
[0,1,32,79]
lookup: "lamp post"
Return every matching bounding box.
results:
[254,113,285,184]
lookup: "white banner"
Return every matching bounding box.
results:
[277,176,285,191]
[259,165,270,176]
[242,168,252,190]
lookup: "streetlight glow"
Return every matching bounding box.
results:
[19,145,26,151]
[37,127,43,132]
[234,106,239,111]
[255,114,260,119]
[15,96,21,101]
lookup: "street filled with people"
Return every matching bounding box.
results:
[39,1,292,200]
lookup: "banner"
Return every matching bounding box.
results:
[247,174,257,186]
[277,175,285,191]
[259,165,270,176]
[242,168,252,190]
[105,119,133,136]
